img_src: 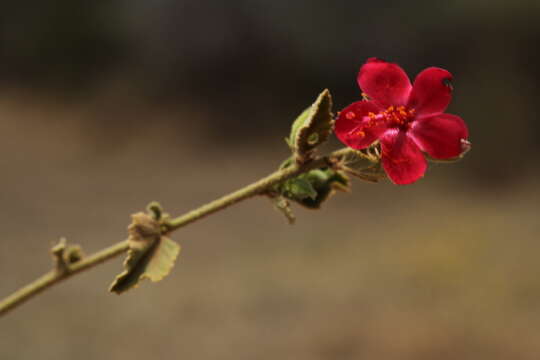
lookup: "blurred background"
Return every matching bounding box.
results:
[1,1,540,359]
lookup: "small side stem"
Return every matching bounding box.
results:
[0,147,359,317]
[0,241,129,316]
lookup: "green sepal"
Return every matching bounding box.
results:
[345,160,386,183]
[109,212,180,294]
[287,89,334,163]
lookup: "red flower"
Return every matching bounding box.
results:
[335,58,469,185]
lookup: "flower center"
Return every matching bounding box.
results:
[375,105,415,129]
[344,105,416,139]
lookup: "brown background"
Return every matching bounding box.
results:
[1,1,540,359]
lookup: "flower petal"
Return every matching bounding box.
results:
[380,129,427,185]
[335,100,386,149]
[357,58,412,107]
[409,113,469,159]
[407,67,453,117]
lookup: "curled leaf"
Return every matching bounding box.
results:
[51,238,85,271]
[287,89,334,163]
[109,212,180,294]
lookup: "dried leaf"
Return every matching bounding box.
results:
[109,212,180,294]
[288,89,334,163]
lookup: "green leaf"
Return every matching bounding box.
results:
[296,169,350,209]
[109,212,180,294]
[286,177,318,200]
[275,168,350,210]
[288,89,334,163]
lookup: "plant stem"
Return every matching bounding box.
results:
[165,147,354,231]
[0,147,359,317]
[0,240,129,317]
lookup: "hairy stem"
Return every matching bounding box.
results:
[165,147,354,231]
[0,147,360,317]
[0,241,129,316]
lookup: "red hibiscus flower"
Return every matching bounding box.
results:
[335,58,469,185]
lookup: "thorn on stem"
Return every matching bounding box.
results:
[51,238,69,274]
[147,201,163,221]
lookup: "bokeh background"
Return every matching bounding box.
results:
[1,1,540,359]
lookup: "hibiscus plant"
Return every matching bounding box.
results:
[0,58,470,317]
